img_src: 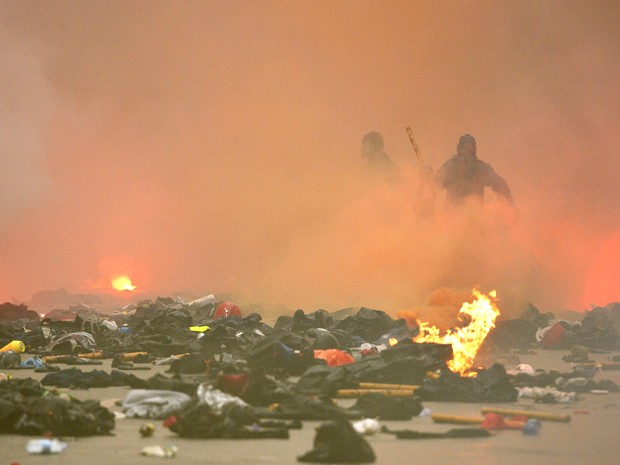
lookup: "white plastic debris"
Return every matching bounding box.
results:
[418,407,432,417]
[187,294,216,307]
[196,384,248,413]
[26,439,68,454]
[507,363,535,376]
[140,444,178,458]
[555,376,589,391]
[517,386,577,403]
[122,389,192,419]
[101,320,118,331]
[352,418,381,435]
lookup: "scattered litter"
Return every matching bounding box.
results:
[19,356,44,369]
[101,320,118,331]
[196,384,249,413]
[0,340,26,353]
[298,419,375,463]
[140,444,178,458]
[517,386,577,403]
[352,418,381,435]
[522,419,542,435]
[26,439,68,454]
[0,290,617,464]
[481,412,526,430]
[481,407,570,423]
[418,407,432,417]
[122,389,192,419]
[506,363,535,376]
[140,423,156,437]
[382,426,491,439]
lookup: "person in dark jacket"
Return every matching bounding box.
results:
[435,134,513,207]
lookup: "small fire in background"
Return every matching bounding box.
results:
[413,288,500,376]
[111,274,137,292]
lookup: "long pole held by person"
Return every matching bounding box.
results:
[405,126,424,167]
[406,126,436,219]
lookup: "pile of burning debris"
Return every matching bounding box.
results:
[0,292,619,461]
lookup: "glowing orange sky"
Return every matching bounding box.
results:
[1,1,619,315]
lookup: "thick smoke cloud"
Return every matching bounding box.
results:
[1,1,619,318]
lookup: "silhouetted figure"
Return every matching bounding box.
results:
[360,131,399,183]
[435,134,513,207]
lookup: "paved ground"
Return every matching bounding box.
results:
[2,350,619,465]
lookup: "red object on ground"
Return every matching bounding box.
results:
[216,373,250,397]
[214,301,242,319]
[361,347,378,357]
[162,415,177,428]
[314,349,355,367]
[480,413,526,430]
[539,322,566,348]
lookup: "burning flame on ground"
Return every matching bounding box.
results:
[111,274,137,292]
[414,288,500,376]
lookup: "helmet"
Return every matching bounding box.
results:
[213,301,242,319]
[306,328,340,350]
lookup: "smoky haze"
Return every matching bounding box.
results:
[1,1,619,318]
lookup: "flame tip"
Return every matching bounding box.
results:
[414,288,500,376]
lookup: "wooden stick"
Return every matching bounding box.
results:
[599,362,620,371]
[335,389,415,398]
[358,382,419,390]
[77,352,103,359]
[432,414,483,425]
[432,413,526,428]
[42,355,72,363]
[481,407,570,422]
[118,352,149,361]
[572,362,620,370]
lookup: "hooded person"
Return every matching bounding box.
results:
[435,134,513,207]
[360,131,400,183]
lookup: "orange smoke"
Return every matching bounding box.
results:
[581,232,620,308]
